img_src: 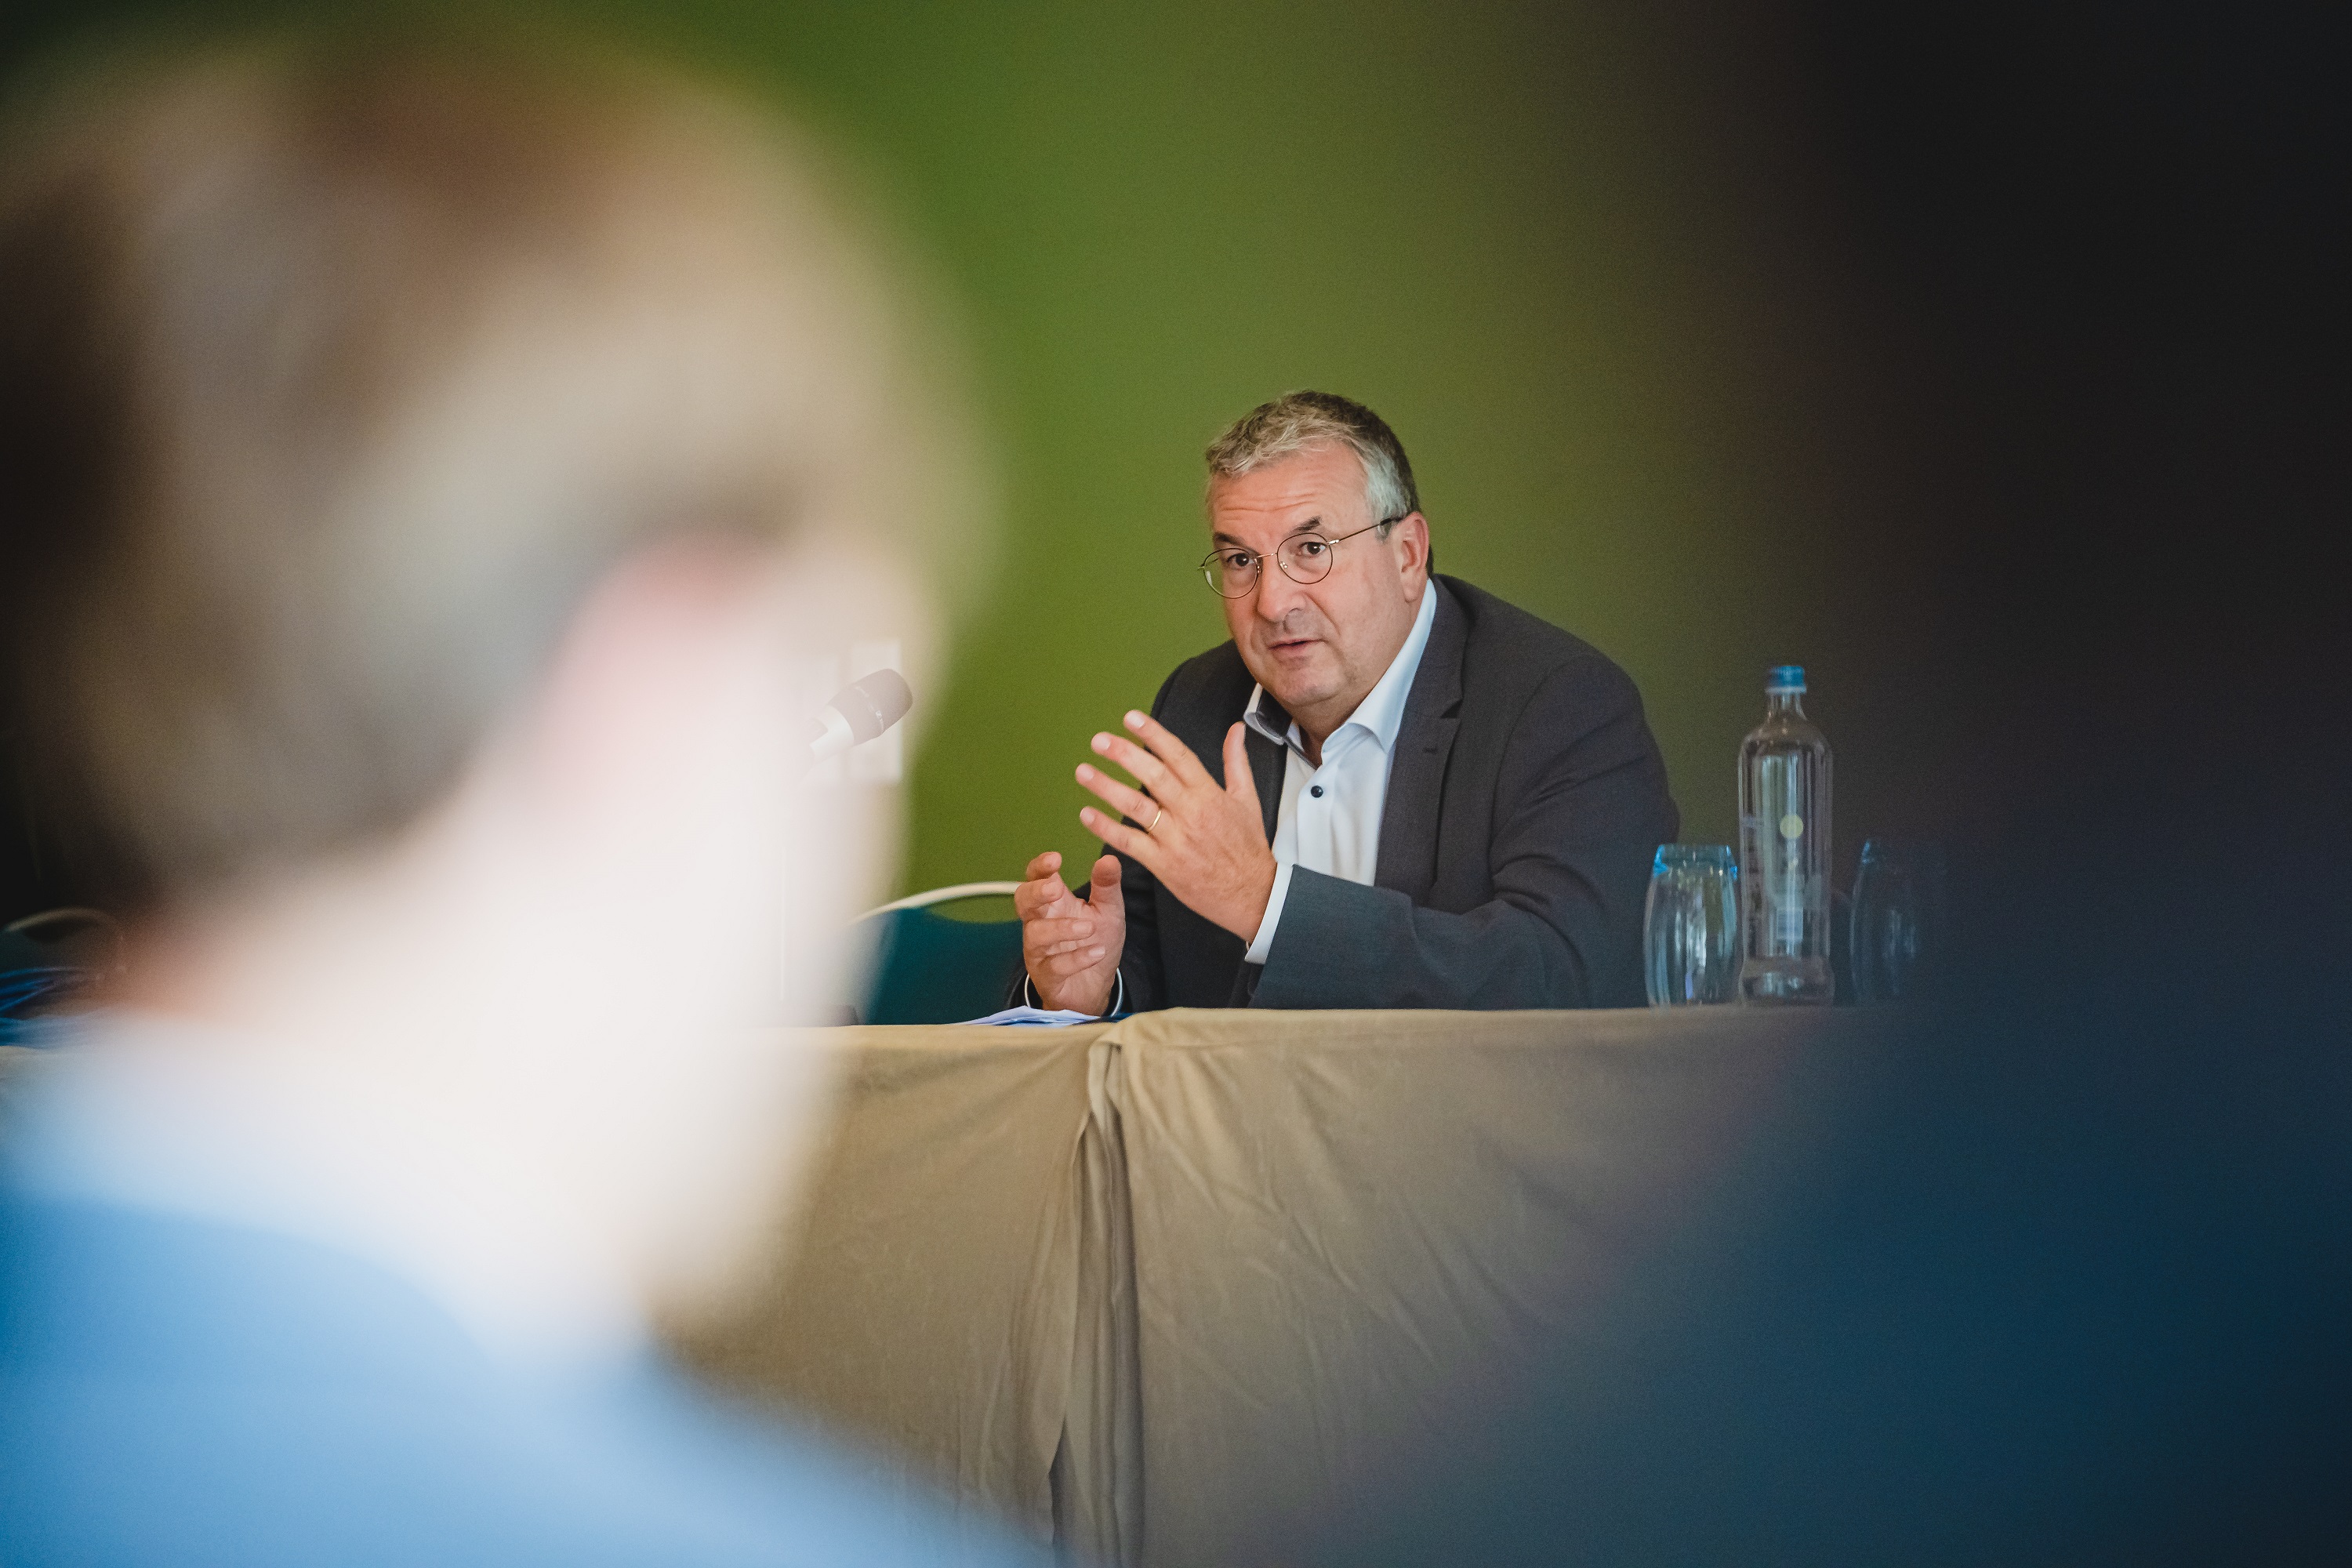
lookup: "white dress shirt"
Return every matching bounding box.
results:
[1240,580,1437,965]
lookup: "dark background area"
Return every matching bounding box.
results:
[1798,0,2343,1003]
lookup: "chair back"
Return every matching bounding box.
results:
[851,883,1024,1025]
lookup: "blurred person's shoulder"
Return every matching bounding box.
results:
[0,1189,1043,1566]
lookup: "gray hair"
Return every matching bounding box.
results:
[1203,390,1421,532]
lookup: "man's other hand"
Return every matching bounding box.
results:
[1015,850,1124,1015]
[1076,713,1276,943]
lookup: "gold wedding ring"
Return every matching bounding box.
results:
[1144,805,1164,836]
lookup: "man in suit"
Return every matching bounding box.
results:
[1017,392,1678,1013]
[0,34,1030,1566]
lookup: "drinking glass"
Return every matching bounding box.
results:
[1645,845,1739,1007]
[1849,838,1947,1002]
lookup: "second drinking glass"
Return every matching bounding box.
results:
[1644,845,1740,1007]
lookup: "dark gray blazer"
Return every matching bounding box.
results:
[1108,574,1678,1011]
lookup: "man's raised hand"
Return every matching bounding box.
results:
[1075,713,1275,942]
[1014,849,1125,1015]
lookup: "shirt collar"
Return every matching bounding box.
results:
[1242,580,1437,760]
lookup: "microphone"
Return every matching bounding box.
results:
[805,670,913,760]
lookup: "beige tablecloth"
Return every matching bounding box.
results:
[1109,1007,1896,1566]
[669,1007,1890,1566]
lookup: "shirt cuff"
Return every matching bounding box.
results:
[1024,970,1124,1017]
[1242,858,1296,967]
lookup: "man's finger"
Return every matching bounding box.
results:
[1014,873,1071,920]
[1088,731,1179,800]
[1080,805,1152,864]
[1023,916,1098,949]
[1041,946,1109,980]
[1123,710,1214,788]
[1074,762,1156,826]
[1024,850,1063,881]
[1090,854,1123,895]
[1036,937,1096,959]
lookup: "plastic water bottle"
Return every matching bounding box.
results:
[1739,665,1833,1004]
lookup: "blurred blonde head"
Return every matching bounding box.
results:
[0,30,976,1349]
[0,29,967,907]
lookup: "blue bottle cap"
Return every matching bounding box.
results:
[1766,664,1806,692]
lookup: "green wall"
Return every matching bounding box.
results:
[5,1,1958,895]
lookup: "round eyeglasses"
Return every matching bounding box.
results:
[1199,517,1405,598]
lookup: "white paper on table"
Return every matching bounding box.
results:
[960,1006,1098,1027]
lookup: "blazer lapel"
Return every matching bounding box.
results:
[1376,578,1465,904]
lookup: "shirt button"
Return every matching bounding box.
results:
[1310,785,1323,798]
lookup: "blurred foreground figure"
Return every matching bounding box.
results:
[0,32,1027,1566]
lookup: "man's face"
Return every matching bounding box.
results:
[1209,443,1429,736]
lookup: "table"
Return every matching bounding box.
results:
[670,1006,1896,1566]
